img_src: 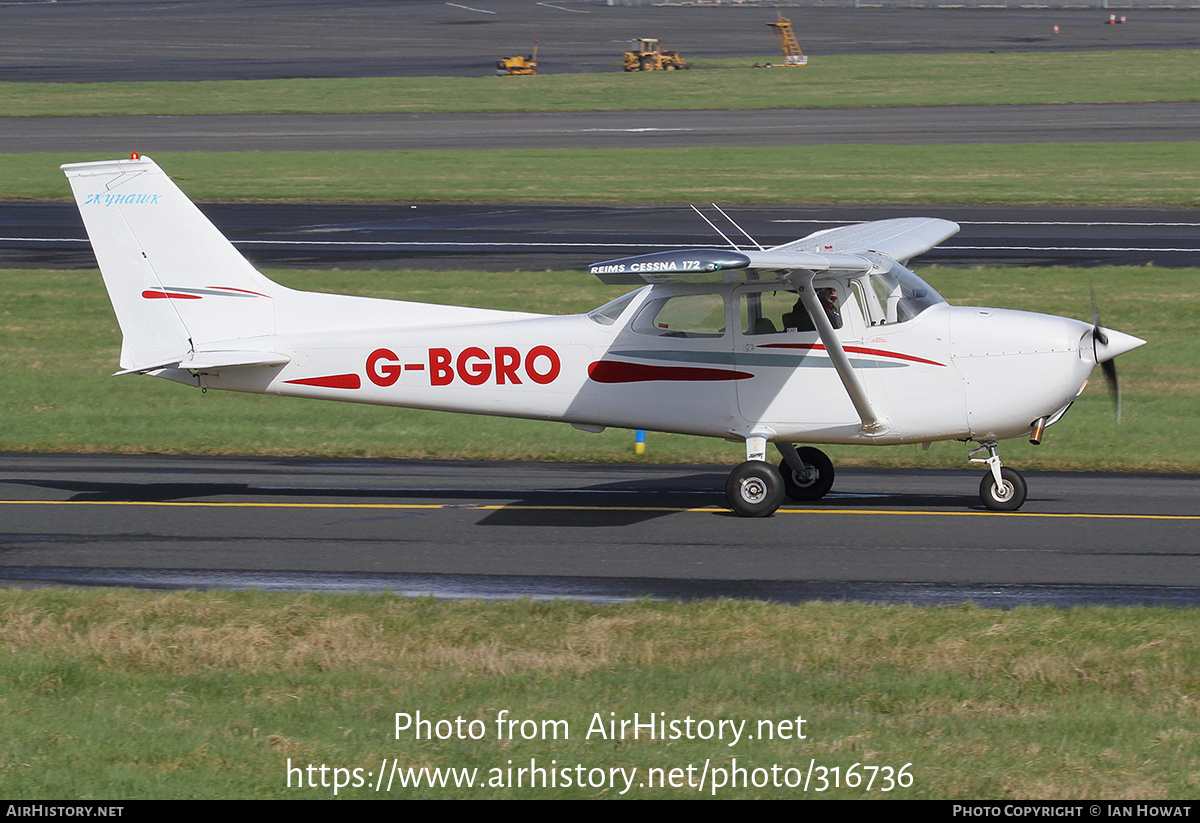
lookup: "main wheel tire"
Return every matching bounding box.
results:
[725,461,785,517]
[979,467,1027,511]
[779,447,835,501]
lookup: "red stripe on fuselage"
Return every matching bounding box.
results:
[142,290,201,300]
[284,373,362,389]
[206,286,271,297]
[588,361,752,384]
[758,342,944,367]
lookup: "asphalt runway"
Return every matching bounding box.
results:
[2,454,1198,607]
[5,201,1197,270]
[3,2,1197,83]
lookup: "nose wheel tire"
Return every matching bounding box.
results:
[979,467,1027,511]
[726,461,785,517]
[779,447,835,501]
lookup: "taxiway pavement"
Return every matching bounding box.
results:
[5,201,1196,270]
[4,3,1197,82]
[2,454,1198,607]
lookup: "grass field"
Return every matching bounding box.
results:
[6,144,1200,206]
[1,265,1193,472]
[2,50,1196,116]
[3,588,1198,799]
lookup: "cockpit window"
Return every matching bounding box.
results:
[632,292,726,338]
[741,283,843,335]
[587,289,640,326]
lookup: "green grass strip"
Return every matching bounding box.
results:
[6,144,1200,206]
[3,589,1199,798]
[1,266,1193,472]
[2,50,1197,116]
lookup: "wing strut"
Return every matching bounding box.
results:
[790,270,889,436]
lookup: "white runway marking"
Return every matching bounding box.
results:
[578,128,696,133]
[6,236,1198,255]
[771,219,1200,228]
[445,2,496,14]
[946,245,1199,253]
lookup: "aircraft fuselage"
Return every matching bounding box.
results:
[170,280,1098,448]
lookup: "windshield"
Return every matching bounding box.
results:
[867,266,945,324]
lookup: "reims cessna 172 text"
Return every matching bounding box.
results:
[63,156,1145,517]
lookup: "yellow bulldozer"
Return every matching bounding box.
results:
[623,38,692,72]
[497,41,538,76]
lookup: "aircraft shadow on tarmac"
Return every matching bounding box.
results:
[16,474,986,527]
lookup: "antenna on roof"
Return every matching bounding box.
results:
[711,203,765,251]
[690,204,740,250]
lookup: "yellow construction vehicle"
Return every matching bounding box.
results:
[763,12,808,67]
[497,40,538,76]
[623,38,692,72]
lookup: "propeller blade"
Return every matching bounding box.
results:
[1101,357,1121,423]
[1088,283,1143,424]
[1090,281,1108,346]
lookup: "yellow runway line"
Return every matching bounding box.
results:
[0,499,1197,521]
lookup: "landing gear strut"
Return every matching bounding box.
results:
[970,440,1027,511]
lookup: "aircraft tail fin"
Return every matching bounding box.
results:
[62,156,281,372]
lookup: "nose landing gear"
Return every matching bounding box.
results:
[970,440,1027,511]
[777,443,835,502]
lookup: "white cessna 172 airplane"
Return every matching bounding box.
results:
[63,155,1145,517]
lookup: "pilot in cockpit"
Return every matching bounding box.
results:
[818,287,842,329]
[782,287,842,332]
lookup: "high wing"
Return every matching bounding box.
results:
[757,216,960,266]
[588,217,959,284]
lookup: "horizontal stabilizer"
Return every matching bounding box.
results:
[179,349,291,371]
[113,349,290,375]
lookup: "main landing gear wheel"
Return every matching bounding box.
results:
[725,461,785,517]
[779,447,835,502]
[979,467,1027,511]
